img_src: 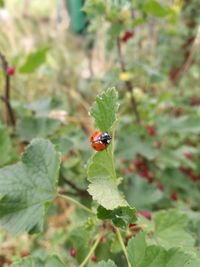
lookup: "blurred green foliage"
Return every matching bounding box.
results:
[0,0,200,266]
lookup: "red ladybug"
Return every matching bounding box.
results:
[90,131,112,151]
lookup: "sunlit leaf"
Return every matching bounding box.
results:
[19,47,50,73]
[143,1,170,17]
[90,87,119,132]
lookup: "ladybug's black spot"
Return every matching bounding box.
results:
[100,132,112,145]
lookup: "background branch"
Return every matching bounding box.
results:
[116,38,140,124]
[0,52,16,127]
[61,174,90,198]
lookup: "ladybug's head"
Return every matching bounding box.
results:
[100,132,112,145]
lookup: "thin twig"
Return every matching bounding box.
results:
[116,228,131,267]
[79,234,101,267]
[61,175,90,197]
[60,190,85,197]
[0,96,16,126]
[176,25,200,79]
[116,38,140,124]
[0,52,16,126]
[57,193,95,215]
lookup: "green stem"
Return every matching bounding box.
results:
[79,235,101,267]
[57,193,95,215]
[106,146,116,179]
[116,228,131,267]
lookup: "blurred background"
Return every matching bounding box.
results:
[0,0,200,266]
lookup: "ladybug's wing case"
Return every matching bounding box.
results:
[92,141,106,151]
[90,131,102,142]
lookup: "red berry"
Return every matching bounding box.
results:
[121,31,134,43]
[70,247,76,257]
[20,251,29,258]
[133,157,145,170]
[6,66,15,76]
[190,173,200,182]
[139,170,154,182]
[91,255,97,262]
[180,166,191,176]
[99,236,106,244]
[170,191,178,201]
[139,210,151,220]
[147,126,156,137]
[129,223,137,228]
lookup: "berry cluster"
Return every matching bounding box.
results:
[180,166,200,182]
[133,156,154,182]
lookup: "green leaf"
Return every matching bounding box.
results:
[156,148,181,169]
[16,117,61,142]
[0,138,60,234]
[128,232,147,267]
[87,149,127,209]
[11,257,43,267]
[0,127,15,166]
[128,236,199,267]
[165,248,200,267]
[124,176,162,209]
[93,260,117,267]
[138,246,174,267]
[116,133,158,161]
[45,255,65,267]
[19,47,50,73]
[142,246,200,267]
[153,210,195,250]
[11,255,65,267]
[143,1,170,17]
[97,205,136,229]
[26,96,63,115]
[174,116,200,134]
[90,87,119,131]
[157,116,200,135]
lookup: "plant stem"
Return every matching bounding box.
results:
[116,38,140,124]
[57,193,95,215]
[79,235,101,267]
[116,228,131,267]
[176,25,200,80]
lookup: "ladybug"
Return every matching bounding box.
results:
[90,131,112,151]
